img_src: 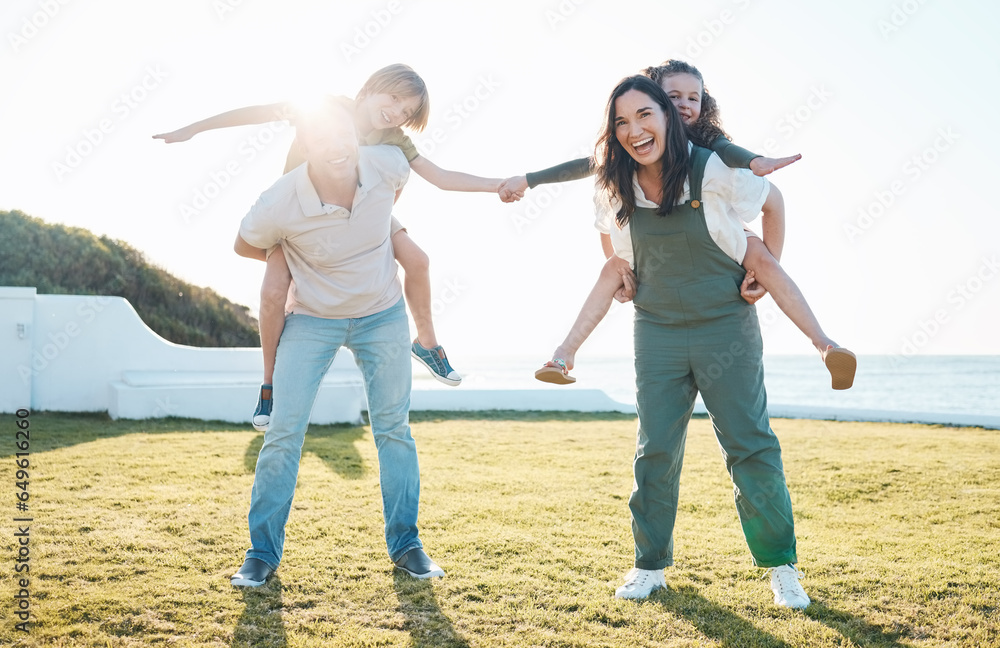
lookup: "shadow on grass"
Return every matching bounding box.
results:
[7,410,636,459]
[654,584,793,648]
[805,600,910,647]
[655,586,912,648]
[393,571,470,648]
[243,423,369,479]
[1,411,263,456]
[232,574,287,648]
[409,410,638,423]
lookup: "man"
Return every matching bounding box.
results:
[229,99,442,586]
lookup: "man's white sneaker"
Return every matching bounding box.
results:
[767,563,810,609]
[614,568,666,599]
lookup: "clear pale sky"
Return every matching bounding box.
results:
[2,0,998,361]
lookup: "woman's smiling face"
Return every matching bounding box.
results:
[614,88,669,167]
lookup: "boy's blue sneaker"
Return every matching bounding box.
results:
[411,340,462,386]
[252,384,272,432]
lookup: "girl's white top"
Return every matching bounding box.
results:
[594,147,770,267]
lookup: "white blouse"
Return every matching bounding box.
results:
[594,147,770,267]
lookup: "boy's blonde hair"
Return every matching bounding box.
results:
[356,64,430,132]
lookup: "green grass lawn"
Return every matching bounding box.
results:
[2,411,998,647]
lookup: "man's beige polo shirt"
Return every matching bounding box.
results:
[240,145,409,319]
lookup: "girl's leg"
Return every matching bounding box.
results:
[255,246,292,429]
[392,229,461,386]
[545,257,624,372]
[742,237,856,389]
[742,236,836,356]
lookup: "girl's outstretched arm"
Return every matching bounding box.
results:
[154,103,290,143]
[710,136,801,177]
[749,154,802,177]
[499,157,594,202]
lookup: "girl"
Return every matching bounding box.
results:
[155,64,505,430]
[503,60,855,390]
[596,74,809,606]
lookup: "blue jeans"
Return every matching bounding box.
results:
[245,298,421,568]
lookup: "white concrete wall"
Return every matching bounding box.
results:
[1,289,361,421]
[26,294,263,412]
[1,288,639,422]
[0,287,36,413]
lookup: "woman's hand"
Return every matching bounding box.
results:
[749,154,801,177]
[740,269,767,304]
[610,256,637,303]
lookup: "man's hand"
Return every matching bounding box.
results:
[749,154,801,177]
[740,269,768,304]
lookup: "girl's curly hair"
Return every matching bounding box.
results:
[643,60,730,148]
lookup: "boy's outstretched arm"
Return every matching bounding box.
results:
[154,102,291,143]
[408,156,503,193]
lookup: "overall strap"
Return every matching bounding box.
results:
[687,145,712,206]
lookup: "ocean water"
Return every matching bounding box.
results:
[413,354,1000,420]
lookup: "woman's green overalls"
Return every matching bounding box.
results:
[628,145,797,570]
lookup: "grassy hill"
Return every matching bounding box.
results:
[0,209,259,347]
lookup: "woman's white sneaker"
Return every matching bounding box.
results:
[767,563,810,609]
[614,568,666,599]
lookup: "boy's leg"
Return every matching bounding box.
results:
[393,227,461,386]
[245,314,345,569]
[254,247,292,429]
[392,228,436,348]
[346,299,423,562]
[742,236,835,355]
[260,246,292,384]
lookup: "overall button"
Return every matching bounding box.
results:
[690,199,700,209]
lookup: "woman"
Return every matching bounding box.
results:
[593,75,809,608]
